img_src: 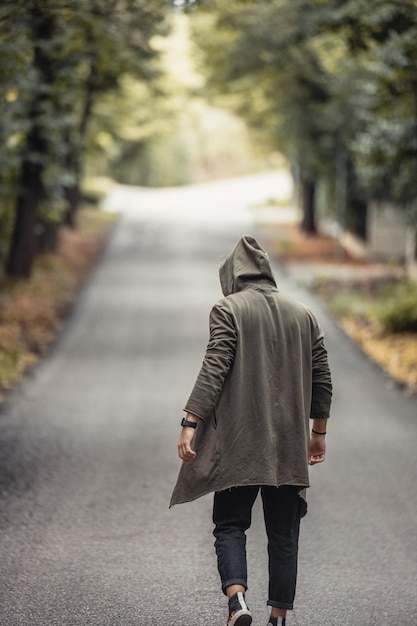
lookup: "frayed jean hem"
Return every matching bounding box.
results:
[267,600,294,610]
[221,578,248,595]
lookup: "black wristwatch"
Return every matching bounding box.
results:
[181,417,197,429]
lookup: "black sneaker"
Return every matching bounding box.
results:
[227,592,252,626]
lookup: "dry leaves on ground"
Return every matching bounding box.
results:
[0,209,117,399]
[341,317,417,392]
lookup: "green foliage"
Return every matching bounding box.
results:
[320,277,417,334]
[324,287,376,321]
[0,0,173,276]
[338,1,417,206]
[2,0,417,276]
[85,15,255,187]
[377,281,417,333]
[188,0,363,232]
[187,0,417,233]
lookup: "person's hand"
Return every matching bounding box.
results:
[178,427,197,462]
[309,433,326,465]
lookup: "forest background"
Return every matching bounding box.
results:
[2,0,417,278]
[1,0,417,393]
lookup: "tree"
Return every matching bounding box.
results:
[308,0,417,231]
[340,1,417,209]
[0,3,33,268]
[1,0,171,278]
[188,0,417,235]
[58,0,171,226]
[5,3,59,277]
[188,0,343,233]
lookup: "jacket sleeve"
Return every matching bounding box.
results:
[184,303,237,421]
[310,320,333,419]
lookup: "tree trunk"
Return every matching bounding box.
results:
[36,219,60,254]
[6,8,55,278]
[63,182,80,228]
[63,141,81,228]
[6,157,43,278]
[300,177,317,234]
[63,61,96,228]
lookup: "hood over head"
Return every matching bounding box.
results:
[219,235,277,296]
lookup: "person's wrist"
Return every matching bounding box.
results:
[311,428,326,436]
[186,412,201,423]
[181,417,197,429]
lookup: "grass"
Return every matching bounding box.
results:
[0,207,118,400]
[316,278,417,393]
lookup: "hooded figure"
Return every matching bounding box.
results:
[170,235,332,512]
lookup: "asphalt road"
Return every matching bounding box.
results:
[0,174,416,626]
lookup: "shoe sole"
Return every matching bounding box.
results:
[228,610,252,626]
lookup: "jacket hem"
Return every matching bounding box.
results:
[170,479,309,514]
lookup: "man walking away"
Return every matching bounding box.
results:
[171,235,332,626]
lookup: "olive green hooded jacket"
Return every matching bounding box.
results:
[170,236,332,514]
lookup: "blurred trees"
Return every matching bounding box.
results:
[187,0,417,235]
[337,1,417,205]
[2,0,417,278]
[0,0,171,277]
[87,15,254,187]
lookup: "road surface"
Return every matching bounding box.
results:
[0,173,416,625]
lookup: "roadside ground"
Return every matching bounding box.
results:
[0,208,118,401]
[258,219,417,395]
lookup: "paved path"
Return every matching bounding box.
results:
[0,173,416,625]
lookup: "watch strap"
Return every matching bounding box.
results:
[181,417,197,429]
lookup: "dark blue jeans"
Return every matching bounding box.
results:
[213,485,302,610]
